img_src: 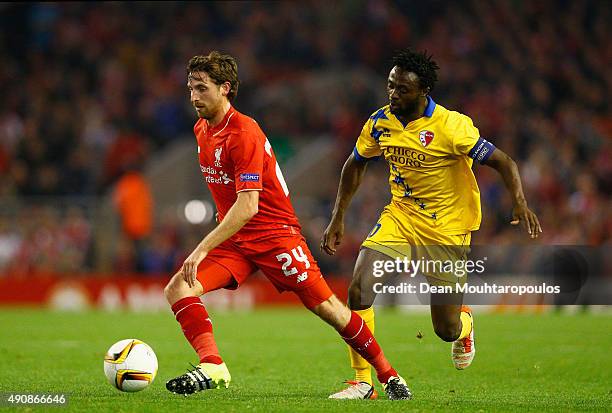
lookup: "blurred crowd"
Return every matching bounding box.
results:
[0,1,609,275]
[0,203,92,274]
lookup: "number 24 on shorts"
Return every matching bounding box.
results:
[275,246,311,276]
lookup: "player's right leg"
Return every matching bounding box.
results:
[164,243,255,395]
[330,206,411,397]
[327,247,401,399]
[248,234,410,400]
[308,292,411,400]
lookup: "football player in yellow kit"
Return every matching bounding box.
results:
[323,49,541,399]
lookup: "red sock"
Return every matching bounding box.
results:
[340,311,397,383]
[171,296,222,364]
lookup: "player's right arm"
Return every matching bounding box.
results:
[181,190,259,287]
[182,126,265,287]
[321,152,369,256]
[321,116,381,256]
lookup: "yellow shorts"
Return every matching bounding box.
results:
[362,201,471,285]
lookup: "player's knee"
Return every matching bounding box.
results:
[311,296,334,318]
[433,322,461,342]
[347,280,370,310]
[312,295,351,330]
[164,273,187,305]
[163,279,176,304]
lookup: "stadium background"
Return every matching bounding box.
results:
[0,2,610,411]
[0,1,608,292]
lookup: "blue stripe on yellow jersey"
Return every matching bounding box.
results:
[354,96,496,234]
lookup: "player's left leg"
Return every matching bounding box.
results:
[421,230,475,369]
[429,287,474,369]
[164,242,256,394]
[452,305,474,370]
[164,260,234,394]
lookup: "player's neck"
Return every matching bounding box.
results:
[397,96,428,124]
[208,100,232,128]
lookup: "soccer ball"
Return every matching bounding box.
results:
[103,339,158,392]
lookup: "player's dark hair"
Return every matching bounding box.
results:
[391,49,439,92]
[187,51,240,101]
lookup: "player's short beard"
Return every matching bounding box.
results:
[197,101,219,120]
[390,98,419,117]
[197,107,211,119]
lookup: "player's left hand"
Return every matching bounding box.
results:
[510,204,542,239]
[181,246,208,288]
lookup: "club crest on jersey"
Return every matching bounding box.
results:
[214,147,223,167]
[419,130,434,147]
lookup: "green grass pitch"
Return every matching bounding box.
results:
[0,308,610,412]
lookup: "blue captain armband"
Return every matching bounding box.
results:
[468,138,496,164]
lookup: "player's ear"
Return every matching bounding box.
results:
[422,86,430,96]
[220,82,231,97]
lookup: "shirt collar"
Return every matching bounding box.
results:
[207,105,236,135]
[393,96,436,127]
[423,96,436,117]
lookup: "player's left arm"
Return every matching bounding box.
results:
[482,149,542,239]
[181,190,259,287]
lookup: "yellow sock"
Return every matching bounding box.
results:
[458,310,472,340]
[348,307,375,385]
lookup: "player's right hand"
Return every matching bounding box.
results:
[181,246,208,288]
[321,218,344,256]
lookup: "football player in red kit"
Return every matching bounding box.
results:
[163,51,411,400]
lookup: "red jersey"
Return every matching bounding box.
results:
[194,106,302,241]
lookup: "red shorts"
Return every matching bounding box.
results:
[196,234,333,309]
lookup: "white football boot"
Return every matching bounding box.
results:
[329,381,378,399]
[452,305,475,370]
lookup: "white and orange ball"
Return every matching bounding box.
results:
[103,339,158,392]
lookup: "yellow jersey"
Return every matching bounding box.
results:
[354,96,496,235]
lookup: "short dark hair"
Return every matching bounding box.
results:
[391,49,439,92]
[187,51,240,101]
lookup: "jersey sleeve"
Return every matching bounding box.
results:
[354,117,383,161]
[227,130,264,193]
[451,114,496,164]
